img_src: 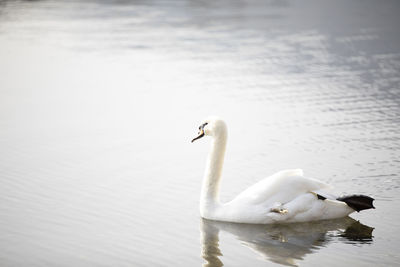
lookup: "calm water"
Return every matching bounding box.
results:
[0,0,400,266]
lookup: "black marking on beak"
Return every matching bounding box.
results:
[191,132,204,143]
[191,122,208,143]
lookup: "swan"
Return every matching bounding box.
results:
[191,117,375,224]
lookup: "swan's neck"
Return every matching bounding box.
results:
[200,133,227,217]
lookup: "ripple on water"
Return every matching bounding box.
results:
[0,0,400,266]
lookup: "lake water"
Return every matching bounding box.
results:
[0,0,399,266]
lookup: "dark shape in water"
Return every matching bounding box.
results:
[340,220,374,243]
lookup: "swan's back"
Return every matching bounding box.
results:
[230,169,332,207]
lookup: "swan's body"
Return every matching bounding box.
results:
[192,117,374,224]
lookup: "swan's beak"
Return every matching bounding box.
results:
[192,122,208,143]
[191,129,205,143]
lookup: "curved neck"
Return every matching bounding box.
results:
[200,132,227,216]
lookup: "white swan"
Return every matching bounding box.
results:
[192,117,375,224]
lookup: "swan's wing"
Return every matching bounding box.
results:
[231,169,332,206]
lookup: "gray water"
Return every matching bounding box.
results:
[0,0,399,266]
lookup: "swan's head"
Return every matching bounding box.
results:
[191,117,227,142]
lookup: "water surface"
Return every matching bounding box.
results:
[0,0,399,266]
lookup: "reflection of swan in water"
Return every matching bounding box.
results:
[200,217,374,267]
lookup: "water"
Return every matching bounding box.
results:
[0,0,399,266]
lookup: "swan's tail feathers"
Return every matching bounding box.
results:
[337,195,375,212]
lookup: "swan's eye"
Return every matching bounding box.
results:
[198,122,208,131]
